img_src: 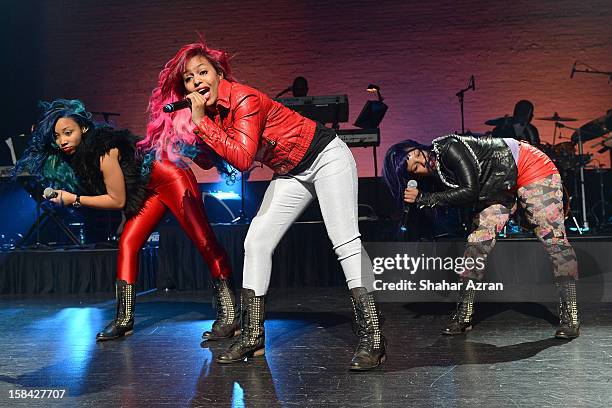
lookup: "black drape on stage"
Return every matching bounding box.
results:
[156,221,395,291]
[2,219,611,301]
[0,248,157,295]
[0,221,393,295]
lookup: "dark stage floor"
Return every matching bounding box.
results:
[0,288,611,407]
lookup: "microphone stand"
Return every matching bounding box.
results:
[557,123,590,232]
[17,183,80,248]
[274,87,292,99]
[455,76,475,135]
[593,166,610,229]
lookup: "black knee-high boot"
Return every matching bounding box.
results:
[555,277,580,339]
[216,289,265,363]
[202,278,240,341]
[349,287,386,371]
[96,280,135,341]
[442,278,476,335]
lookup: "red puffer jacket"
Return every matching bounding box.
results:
[193,79,316,174]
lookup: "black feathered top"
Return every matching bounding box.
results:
[69,127,151,218]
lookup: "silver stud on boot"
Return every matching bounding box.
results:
[349,287,386,371]
[203,278,240,341]
[442,279,476,335]
[96,280,135,341]
[555,277,580,339]
[216,288,265,363]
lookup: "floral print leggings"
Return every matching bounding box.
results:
[462,173,578,280]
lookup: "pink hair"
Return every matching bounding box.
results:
[139,41,235,162]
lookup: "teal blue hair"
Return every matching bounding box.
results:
[14,99,94,191]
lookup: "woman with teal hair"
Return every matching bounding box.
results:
[16,99,239,342]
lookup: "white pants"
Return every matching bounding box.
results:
[242,137,375,296]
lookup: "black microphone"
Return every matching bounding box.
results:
[43,187,58,199]
[163,88,210,113]
[471,75,476,91]
[400,179,418,232]
[570,61,577,79]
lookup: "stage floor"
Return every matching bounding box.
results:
[0,288,610,407]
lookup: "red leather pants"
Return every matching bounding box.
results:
[117,160,231,283]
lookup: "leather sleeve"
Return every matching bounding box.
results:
[194,92,263,172]
[416,140,480,207]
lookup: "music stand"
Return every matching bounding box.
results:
[354,84,388,176]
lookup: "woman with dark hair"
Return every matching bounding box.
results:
[16,99,238,342]
[141,41,386,370]
[383,134,580,338]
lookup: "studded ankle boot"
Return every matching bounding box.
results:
[217,288,265,363]
[349,287,386,371]
[96,280,135,341]
[202,278,240,341]
[555,277,580,339]
[442,278,476,335]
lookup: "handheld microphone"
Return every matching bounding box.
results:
[43,187,58,199]
[470,75,476,91]
[570,61,577,79]
[163,88,210,113]
[400,179,418,232]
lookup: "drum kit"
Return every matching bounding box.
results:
[483,108,612,233]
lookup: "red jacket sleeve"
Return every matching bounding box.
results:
[193,93,264,172]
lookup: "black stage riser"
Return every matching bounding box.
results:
[1,221,611,302]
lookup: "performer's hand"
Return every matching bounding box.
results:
[187,91,209,126]
[45,190,76,206]
[404,187,419,204]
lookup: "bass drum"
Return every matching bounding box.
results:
[539,142,578,171]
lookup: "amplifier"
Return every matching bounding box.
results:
[275,95,349,124]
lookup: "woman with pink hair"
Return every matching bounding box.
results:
[142,41,386,371]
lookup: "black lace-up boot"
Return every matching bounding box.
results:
[217,289,265,363]
[202,278,240,340]
[442,279,476,335]
[555,277,580,339]
[349,287,387,371]
[96,280,135,341]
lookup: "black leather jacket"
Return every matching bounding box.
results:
[416,135,518,207]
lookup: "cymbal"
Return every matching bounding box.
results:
[571,109,612,143]
[484,115,520,126]
[536,112,578,122]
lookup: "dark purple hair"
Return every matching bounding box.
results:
[382,140,434,209]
